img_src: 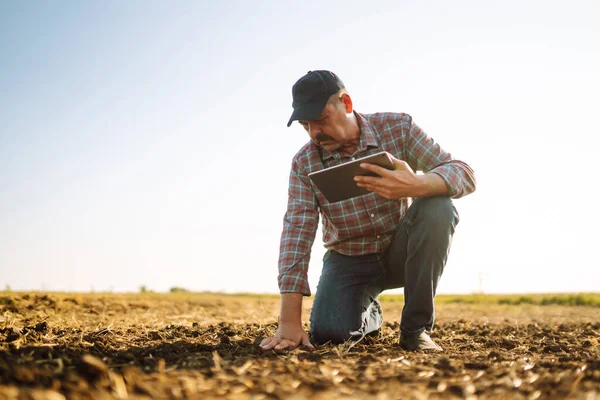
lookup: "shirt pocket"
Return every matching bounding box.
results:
[320,194,377,239]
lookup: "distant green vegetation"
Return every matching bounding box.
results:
[2,290,599,307]
[167,292,600,307]
[169,287,190,293]
[380,293,600,307]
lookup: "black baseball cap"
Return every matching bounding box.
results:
[287,70,345,127]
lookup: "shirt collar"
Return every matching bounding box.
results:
[321,112,380,160]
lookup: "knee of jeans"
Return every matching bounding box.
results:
[415,196,458,229]
[309,320,357,345]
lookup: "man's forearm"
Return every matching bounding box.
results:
[422,162,477,198]
[418,172,449,197]
[279,292,304,326]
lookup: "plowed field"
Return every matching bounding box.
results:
[0,293,598,399]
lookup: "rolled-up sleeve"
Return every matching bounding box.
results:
[403,117,477,198]
[277,159,320,296]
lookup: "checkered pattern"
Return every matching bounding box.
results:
[278,112,476,295]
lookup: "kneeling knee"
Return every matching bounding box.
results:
[310,324,355,345]
[415,196,458,228]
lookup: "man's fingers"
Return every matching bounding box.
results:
[274,339,297,350]
[356,182,381,194]
[260,337,283,350]
[264,337,313,351]
[355,175,383,187]
[357,183,374,191]
[357,181,384,192]
[389,155,406,169]
[260,336,301,351]
[355,178,376,186]
[356,182,394,199]
[260,340,276,350]
[359,163,394,178]
[301,334,315,350]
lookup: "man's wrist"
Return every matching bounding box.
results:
[418,173,449,197]
[279,318,303,327]
[279,292,304,326]
[416,175,430,197]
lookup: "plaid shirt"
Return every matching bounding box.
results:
[278,112,476,295]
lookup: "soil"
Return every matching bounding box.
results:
[0,293,598,399]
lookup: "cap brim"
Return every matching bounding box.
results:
[286,101,328,127]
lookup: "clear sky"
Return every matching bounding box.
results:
[1,0,599,294]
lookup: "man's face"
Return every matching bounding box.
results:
[298,99,357,153]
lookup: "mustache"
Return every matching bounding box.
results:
[315,133,334,143]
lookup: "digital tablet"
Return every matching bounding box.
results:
[308,151,395,203]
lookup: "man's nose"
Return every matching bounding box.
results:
[307,122,320,136]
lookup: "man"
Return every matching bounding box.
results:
[259,70,476,352]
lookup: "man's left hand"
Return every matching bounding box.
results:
[354,155,425,199]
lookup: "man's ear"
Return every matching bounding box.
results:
[340,93,353,113]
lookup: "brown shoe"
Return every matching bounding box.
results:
[400,331,443,352]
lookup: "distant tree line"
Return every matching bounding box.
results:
[139,285,190,293]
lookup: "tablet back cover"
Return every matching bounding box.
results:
[308,151,394,203]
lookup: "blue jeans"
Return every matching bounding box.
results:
[309,196,459,344]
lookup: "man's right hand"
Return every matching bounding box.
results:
[259,323,314,351]
[259,293,314,351]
